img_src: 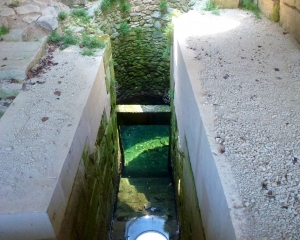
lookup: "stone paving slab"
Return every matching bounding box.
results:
[0,39,46,80]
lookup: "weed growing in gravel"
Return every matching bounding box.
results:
[242,0,261,19]
[0,26,9,36]
[47,30,77,49]
[119,22,131,35]
[62,30,77,47]
[159,0,168,13]
[81,48,95,56]
[48,31,61,43]
[58,11,67,21]
[203,1,220,15]
[81,34,106,49]
[71,8,90,22]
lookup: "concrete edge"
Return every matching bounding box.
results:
[173,22,248,240]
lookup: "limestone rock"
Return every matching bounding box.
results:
[4,0,26,6]
[87,5,98,17]
[0,17,9,28]
[0,7,16,17]
[154,21,161,30]
[69,26,84,33]
[42,7,58,17]
[1,28,27,41]
[152,11,161,19]
[23,14,41,23]
[15,4,40,15]
[61,0,87,6]
[36,15,58,30]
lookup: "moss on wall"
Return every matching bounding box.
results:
[170,101,206,240]
[58,44,121,240]
[97,0,189,104]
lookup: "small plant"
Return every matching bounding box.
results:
[134,27,142,38]
[203,1,220,15]
[81,34,106,49]
[242,0,260,19]
[159,0,168,14]
[162,22,174,60]
[47,30,61,43]
[62,31,77,46]
[101,0,111,11]
[119,22,131,36]
[71,8,90,22]
[8,1,20,8]
[58,11,67,21]
[47,30,77,49]
[120,2,131,13]
[0,26,9,36]
[81,48,95,56]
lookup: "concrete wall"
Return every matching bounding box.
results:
[259,0,300,42]
[172,20,248,240]
[58,43,120,240]
[0,42,119,239]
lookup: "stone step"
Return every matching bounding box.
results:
[0,39,46,80]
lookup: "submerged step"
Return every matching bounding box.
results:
[116,105,170,125]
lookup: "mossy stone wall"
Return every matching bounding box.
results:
[58,43,120,240]
[98,0,189,103]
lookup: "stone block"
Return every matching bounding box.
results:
[212,0,239,8]
[0,7,16,17]
[15,4,40,15]
[280,1,300,43]
[258,0,280,21]
[60,0,87,6]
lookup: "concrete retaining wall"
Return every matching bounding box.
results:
[172,19,247,240]
[0,43,119,239]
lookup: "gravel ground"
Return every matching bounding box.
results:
[186,9,300,239]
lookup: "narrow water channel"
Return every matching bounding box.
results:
[110,125,178,240]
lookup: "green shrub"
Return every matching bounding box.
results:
[71,8,87,17]
[159,0,168,13]
[47,31,61,43]
[119,22,131,35]
[0,26,9,36]
[81,34,106,49]
[71,8,90,22]
[81,49,94,56]
[101,0,110,11]
[62,33,77,46]
[242,0,260,19]
[58,11,67,21]
[203,1,220,15]
[120,2,131,13]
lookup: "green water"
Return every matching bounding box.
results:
[120,125,170,177]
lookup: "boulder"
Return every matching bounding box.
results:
[36,15,58,30]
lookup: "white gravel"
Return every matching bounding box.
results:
[185,9,300,239]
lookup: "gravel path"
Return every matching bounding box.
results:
[185,9,300,239]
